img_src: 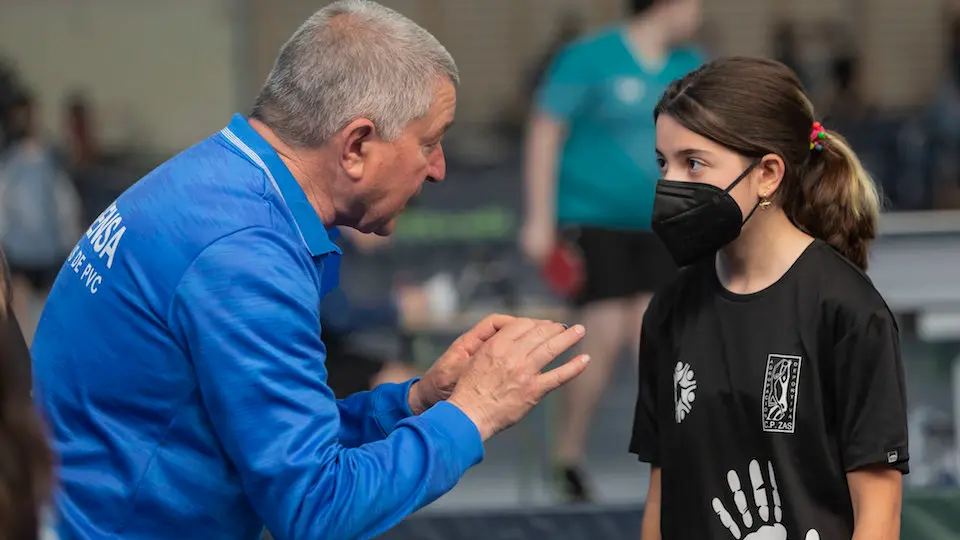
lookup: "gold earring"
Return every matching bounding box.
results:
[758,194,772,209]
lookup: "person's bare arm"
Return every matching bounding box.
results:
[520,113,565,263]
[523,113,564,227]
[641,466,661,540]
[848,465,902,540]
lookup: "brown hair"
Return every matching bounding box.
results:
[0,248,53,540]
[654,57,880,270]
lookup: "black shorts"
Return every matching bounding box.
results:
[562,227,677,307]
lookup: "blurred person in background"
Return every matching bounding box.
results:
[321,287,423,397]
[63,92,107,224]
[0,61,22,150]
[632,57,906,540]
[820,54,903,210]
[0,246,55,540]
[322,228,426,398]
[824,55,871,124]
[64,94,100,170]
[520,0,704,502]
[771,20,811,91]
[0,91,81,344]
[31,2,589,539]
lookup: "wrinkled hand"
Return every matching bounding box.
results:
[447,318,589,440]
[407,314,516,415]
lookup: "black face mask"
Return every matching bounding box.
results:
[651,161,761,267]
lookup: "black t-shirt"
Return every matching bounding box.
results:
[630,240,909,540]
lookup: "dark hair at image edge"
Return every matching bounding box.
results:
[654,56,880,270]
[0,247,53,540]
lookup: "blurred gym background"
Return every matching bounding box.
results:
[2,0,960,538]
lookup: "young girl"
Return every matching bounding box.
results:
[0,246,54,540]
[631,57,907,539]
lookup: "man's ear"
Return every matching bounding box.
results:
[340,119,376,181]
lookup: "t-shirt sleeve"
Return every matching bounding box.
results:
[833,309,910,473]
[534,42,593,122]
[629,296,662,465]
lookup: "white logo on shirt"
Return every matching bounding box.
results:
[674,361,697,423]
[63,201,128,295]
[615,77,645,104]
[761,354,802,434]
[712,459,821,540]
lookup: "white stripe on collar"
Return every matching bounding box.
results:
[220,127,309,250]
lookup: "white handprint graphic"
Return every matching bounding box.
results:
[712,459,819,540]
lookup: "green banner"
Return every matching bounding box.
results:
[392,206,516,243]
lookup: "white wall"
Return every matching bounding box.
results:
[0,0,241,154]
[855,0,946,108]
[247,0,587,130]
[0,0,948,153]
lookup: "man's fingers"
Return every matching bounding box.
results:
[537,354,590,396]
[515,320,569,355]
[460,313,516,345]
[490,317,539,341]
[528,324,586,368]
[480,313,518,333]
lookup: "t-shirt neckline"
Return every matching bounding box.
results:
[710,239,823,303]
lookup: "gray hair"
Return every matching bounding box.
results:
[251,0,458,147]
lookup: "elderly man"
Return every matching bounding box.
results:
[31,2,589,539]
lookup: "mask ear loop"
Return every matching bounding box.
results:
[727,158,763,224]
[742,190,774,222]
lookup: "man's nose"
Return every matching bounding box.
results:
[426,145,446,183]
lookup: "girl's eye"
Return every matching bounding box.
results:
[689,159,704,172]
[656,156,667,172]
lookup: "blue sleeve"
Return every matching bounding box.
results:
[535,42,593,121]
[335,379,419,448]
[168,227,484,540]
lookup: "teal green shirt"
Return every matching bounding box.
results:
[537,26,704,231]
